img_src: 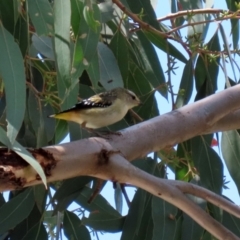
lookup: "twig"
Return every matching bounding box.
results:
[157,8,232,22]
[112,0,169,40]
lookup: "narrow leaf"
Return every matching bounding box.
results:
[222,130,240,195]
[63,211,91,240]
[75,187,121,217]
[82,212,124,232]
[12,141,47,188]
[175,58,194,108]
[109,31,129,81]
[21,222,48,240]
[98,42,123,90]
[54,0,71,99]
[0,22,26,145]
[27,0,54,36]
[126,0,160,30]
[191,136,223,194]
[32,35,55,60]
[136,31,166,96]
[219,23,237,82]
[0,188,34,234]
[143,30,187,63]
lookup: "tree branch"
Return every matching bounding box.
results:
[1,85,240,238]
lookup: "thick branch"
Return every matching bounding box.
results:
[1,85,240,238]
[1,84,240,190]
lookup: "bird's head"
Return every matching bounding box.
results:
[115,88,141,109]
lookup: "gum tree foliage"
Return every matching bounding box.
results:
[0,0,240,239]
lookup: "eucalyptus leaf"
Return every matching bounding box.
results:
[0,23,26,145]
[27,0,53,36]
[0,188,34,234]
[98,42,123,90]
[63,211,91,240]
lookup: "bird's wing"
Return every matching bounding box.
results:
[58,92,118,115]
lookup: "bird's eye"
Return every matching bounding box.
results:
[131,95,136,100]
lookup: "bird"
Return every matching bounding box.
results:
[49,87,141,130]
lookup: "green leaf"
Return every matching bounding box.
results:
[32,35,55,60]
[12,141,47,187]
[175,58,194,108]
[27,0,54,36]
[63,211,91,240]
[80,19,100,64]
[54,0,71,98]
[121,189,148,240]
[54,120,69,144]
[0,126,11,147]
[72,2,101,77]
[143,30,187,63]
[14,15,28,57]
[135,90,159,120]
[86,54,99,89]
[222,202,240,237]
[219,23,237,82]
[195,31,220,96]
[181,182,206,240]
[0,194,6,208]
[82,212,125,232]
[28,90,48,147]
[132,158,157,175]
[75,187,121,217]
[222,130,240,195]
[176,143,190,182]
[191,136,223,194]
[54,176,93,202]
[0,0,20,34]
[0,188,34,234]
[126,62,152,95]
[7,203,42,239]
[33,185,48,213]
[152,196,179,240]
[54,0,79,111]
[98,42,123,90]
[126,0,160,30]
[109,31,129,81]
[53,192,79,214]
[225,0,239,49]
[70,0,83,36]
[70,0,85,79]
[21,222,48,240]
[133,193,153,240]
[83,6,101,33]
[0,22,26,145]
[136,31,166,97]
